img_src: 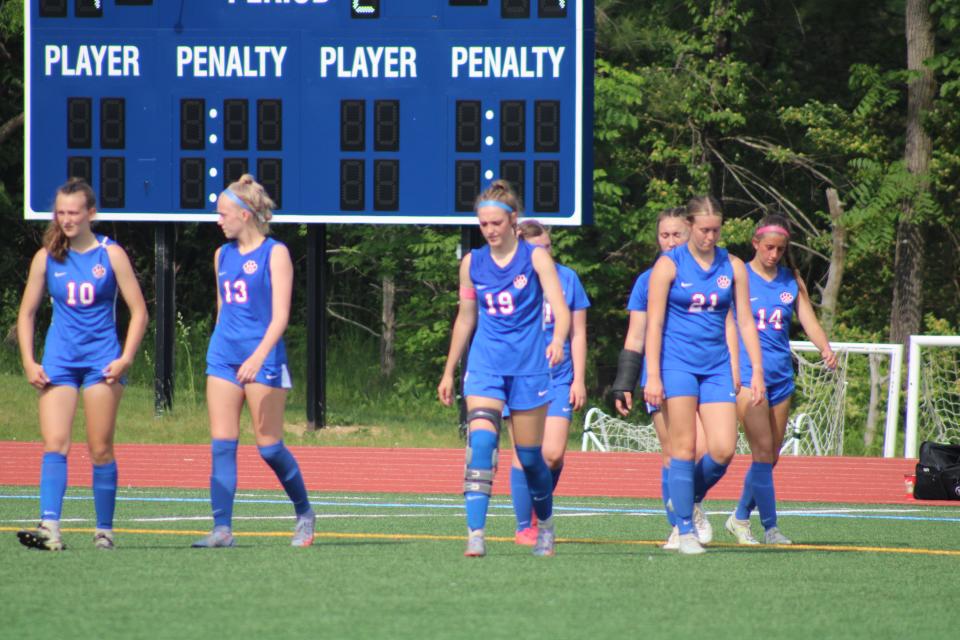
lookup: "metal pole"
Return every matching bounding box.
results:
[457,224,483,438]
[306,224,328,429]
[154,223,175,414]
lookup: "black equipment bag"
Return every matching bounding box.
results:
[914,441,960,500]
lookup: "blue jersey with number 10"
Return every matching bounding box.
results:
[738,264,799,386]
[468,240,547,376]
[206,238,288,367]
[42,235,120,368]
[660,244,735,373]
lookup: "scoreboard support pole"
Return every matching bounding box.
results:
[456,225,484,438]
[306,224,328,430]
[154,223,175,415]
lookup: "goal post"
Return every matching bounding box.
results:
[905,335,960,458]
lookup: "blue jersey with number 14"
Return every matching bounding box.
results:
[738,264,798,387]
[468,240,547,376]
[206,238,287,367]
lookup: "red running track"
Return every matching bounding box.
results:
[0,441,938,505]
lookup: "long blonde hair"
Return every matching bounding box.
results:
[226,174,276,235]
[45,177,96,263]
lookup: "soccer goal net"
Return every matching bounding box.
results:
[905,336,960,458]
[582,341,904,457]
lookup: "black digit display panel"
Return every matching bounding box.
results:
[534,100,560,152]
[40,0,67,18]
[67,98,92,148]
[223,158,249,189]
[257,159,283,208]
[500,160,525,207]
[455,160,481,211]
[502,0,530,18]
[224,99,249,151]
[501,100,525,152]
[341,100,365,152]
[340,159,365,211]
[538,0,567,18]
[75,0,103,18]
[100,98,125,149]
[533,160,559,212]
[180,98,205,150]
[180,158,205,209]
[257,99,282,151]
[67,156,92,185]
[456,100,481,153]
[374,100,399,152]
[100,157,125,208]
[374,160,400,211]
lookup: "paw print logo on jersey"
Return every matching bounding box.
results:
[91,263,107,279]
[513,274,528,290]
[780,291,795,304]
[716,275,731,289]
[243,260,258,275]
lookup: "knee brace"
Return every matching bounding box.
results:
[464,423,500,496]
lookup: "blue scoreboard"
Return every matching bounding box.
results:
[26,0,594,225]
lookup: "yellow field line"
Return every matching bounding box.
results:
[3,526,959,557]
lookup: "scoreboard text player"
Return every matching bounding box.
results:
[26,0,594,224]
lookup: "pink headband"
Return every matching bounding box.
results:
[755,225,790,239]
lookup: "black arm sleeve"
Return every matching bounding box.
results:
[611,349,643,393]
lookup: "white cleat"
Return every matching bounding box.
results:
[677,532,706,555]
[764,527,793,545]
[693,502,713,545]
[662,526,680,551]
[464,530,486,557]
[725,514,759,545]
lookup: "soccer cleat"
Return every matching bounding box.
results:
[725,514,759,545]
[464,530,486,557]
[17,521,65,551]
[291,510,316,548]
[764,527,793,545]
[662,526,680,551]
[93,529,115,550]
[191,526,235,548]
[532,522,556,557]
[677,532,706,555]
[693,502,713,545]
[514,526,538,546]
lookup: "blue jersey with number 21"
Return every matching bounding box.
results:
[468,240,547,376]
[738,264,799,387]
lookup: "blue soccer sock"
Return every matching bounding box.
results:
[258,441,312,516]
[39,452,68,522]
[551,464,564,491]
[693,453,729,503]
[750,462,778,530]
[669,458,696,534]
[515,445,553,523]
[210,439,238,529]
[465,430,498,531]
[92,460,118,530]
[510,466,533,531]
[661,466,676,527]
[735,464,755,521]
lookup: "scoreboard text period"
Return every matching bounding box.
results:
[26,0,594,225]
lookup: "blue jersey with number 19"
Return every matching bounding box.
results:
[660,244,735,373]
[206,238,288,367]
[738,264,798,387]
[468,240,548,376]
[42,235,120,368]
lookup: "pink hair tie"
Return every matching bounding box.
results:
[755,225,790,239]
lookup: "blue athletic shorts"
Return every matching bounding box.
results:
[206,361,292,389]
[505,381,571,419]
[464,370,552,411]
[743,378,794,406]
[43,361,126,389]
[662,368,735,404]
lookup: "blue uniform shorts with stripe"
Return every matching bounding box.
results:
[503,381,571,419]
[744,378,795,407]
[662,368,736,404]
[44,361,126,389]
[464,371,552,411]
[206,362,292,389]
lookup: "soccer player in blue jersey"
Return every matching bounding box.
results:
[438,179,571,557]
[613,207,711,549]
[506,220,589,546]
[724,214,837,545]
[193,174,315,549]
[16,178,148,551]
[644,195,766,554]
